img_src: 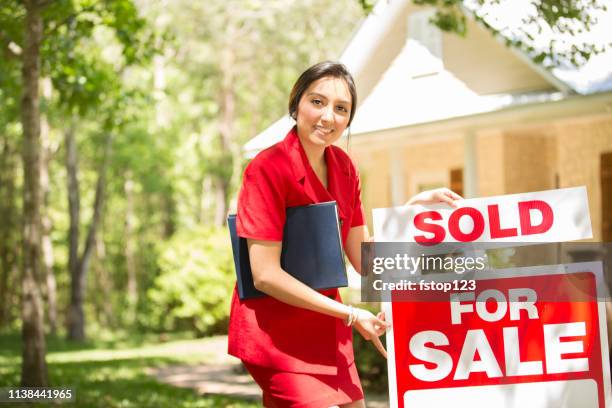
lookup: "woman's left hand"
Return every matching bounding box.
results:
[406,187,463,208]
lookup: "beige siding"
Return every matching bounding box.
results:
[476,131,505,197]
[443,18,554,95]
[502,129,558,194]
[555,117,612,241]
[353,149,391,227]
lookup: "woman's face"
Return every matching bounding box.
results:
[295,76,352,149]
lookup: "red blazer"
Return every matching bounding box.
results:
[227,127,366,375]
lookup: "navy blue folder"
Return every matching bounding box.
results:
[228,201,348,300]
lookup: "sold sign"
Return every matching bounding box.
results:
[382,264,612,408]
[373,187,592,244]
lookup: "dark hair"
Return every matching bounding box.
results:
[288,61,357,127]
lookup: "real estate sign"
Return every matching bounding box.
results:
[372,187,610,408]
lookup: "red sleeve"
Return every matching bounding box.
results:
[236,159,286,241]
[351,165,366,228]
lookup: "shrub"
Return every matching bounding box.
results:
[147,227,234,336]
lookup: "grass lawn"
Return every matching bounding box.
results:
[0,331,259,407]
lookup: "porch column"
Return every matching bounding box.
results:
[463,132,478,198]
[389,147,405,206]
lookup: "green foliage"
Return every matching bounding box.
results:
[357,0,377,14]
[40,1,158,118]
[147,228,235,336]
[413,0,467,35]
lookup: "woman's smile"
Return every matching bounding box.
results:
[314,125,334,136]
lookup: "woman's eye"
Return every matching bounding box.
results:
[312,99,322,105]
[337,106,348,112]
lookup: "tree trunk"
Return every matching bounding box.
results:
[80,133,112,290]
[214,43,239,227]
[67,132,112,341]
[124,172,138,324]
[195,141,210,225]
[198,176,212,225]
[40,77,57,335]
[65,120,83,341]
[20,0,48,386]
[161,192,176,238]
[94,230,114,327]
[213,177,229,226]
[41,214,57,335]
[0,138,18,328]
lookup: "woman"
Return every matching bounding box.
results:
[228,61,461,407]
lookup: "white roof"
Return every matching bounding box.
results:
[243,116,295,158]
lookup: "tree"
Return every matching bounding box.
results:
[65,127,112,341]
[40,77,58,336]
[20,0,49,387]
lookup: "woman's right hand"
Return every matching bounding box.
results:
[406,187,463,208]
[354,309,391,358]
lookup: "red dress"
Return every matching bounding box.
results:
[227,127,367,407]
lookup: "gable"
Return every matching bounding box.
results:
[443,17,557,95]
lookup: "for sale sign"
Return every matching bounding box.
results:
[382,264,611,408]
[373,187,592,244]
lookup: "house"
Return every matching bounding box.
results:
[244,0,612,242]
